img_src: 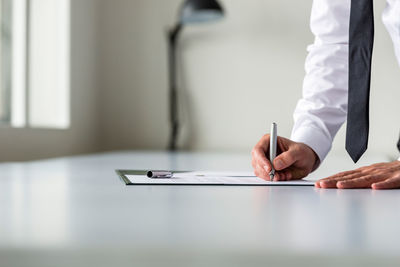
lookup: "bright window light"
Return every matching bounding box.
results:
[11,0,26,127]
[0,0,12,125]
[0,0,70,129]
[28,0,70,128]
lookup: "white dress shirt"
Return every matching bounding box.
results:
[290,0,400,164]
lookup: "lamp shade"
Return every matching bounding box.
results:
[180,0,224,24]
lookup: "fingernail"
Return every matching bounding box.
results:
[264,166,270,173]
[274,159,283,169]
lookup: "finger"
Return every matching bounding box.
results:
[275,170,296,181]
[255,164,271,181]
[273,172,283,181]
[318,172,364,188]
[282,170,292,180]
[268,171,282,181]
[273,150,297,171]
[288,168,308,180]
[251,157,257,169]
[372,177,400,190]
[273,172,285,181]
[277,170,293,181]
[337,175,387,189]
[316,169,363,188]
[252,147,273,173]
[318,169,361,182]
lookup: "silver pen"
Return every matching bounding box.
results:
[269,122,277,181]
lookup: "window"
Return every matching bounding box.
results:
[0,0,12,124]
[0,0,70,129]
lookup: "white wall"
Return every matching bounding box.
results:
[97,0,400,160]
[0,0,100,161]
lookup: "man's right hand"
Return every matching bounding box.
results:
[251,134,319,181]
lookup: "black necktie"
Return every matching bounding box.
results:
[346,0,375,163]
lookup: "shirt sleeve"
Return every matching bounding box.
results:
[382,1,400,161]
[382,0,400,67]
[291,0,351,165]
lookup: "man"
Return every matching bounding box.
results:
[251,0,400,189]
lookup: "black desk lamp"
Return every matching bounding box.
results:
[168,0,225,151]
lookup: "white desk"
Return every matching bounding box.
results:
[0,151,399,267]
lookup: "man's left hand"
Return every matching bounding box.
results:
[315,161,400,189]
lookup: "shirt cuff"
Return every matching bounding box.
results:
[290,125,332,171]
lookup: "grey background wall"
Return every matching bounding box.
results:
[1,0,399,162]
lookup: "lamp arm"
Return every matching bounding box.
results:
[167,23,182,151]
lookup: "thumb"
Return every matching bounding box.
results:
[273,150,298,171]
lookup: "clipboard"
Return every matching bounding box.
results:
[116,170,315,186]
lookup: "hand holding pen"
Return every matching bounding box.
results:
[251,123,318,181]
